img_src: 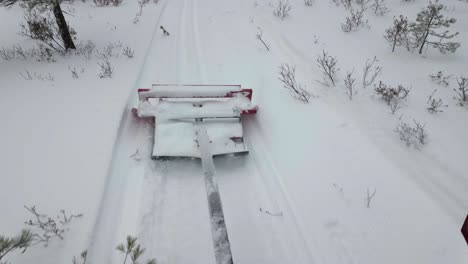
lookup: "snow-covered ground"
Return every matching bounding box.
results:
[0,0,467,264]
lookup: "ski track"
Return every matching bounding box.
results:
[88,0,466,263]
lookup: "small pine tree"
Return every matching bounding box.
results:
[410,1,459,54]
[0,230,34,262]
[384,15,411,52]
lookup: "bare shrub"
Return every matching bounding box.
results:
[374,81,410,105]
[394,118,428,146]
[24,205,82,246]
[94,0,123,7]
[98,56,113,78]
[72,250,88,264]
[304,0,314,6]
[137,0,150,16]
[340,0,352,10]
[316,50,339,87]
[256,27,270,51]
[75,40,96,60]
[278,63,311,103]
[19,70,55,81]
[69,66,84,79]
[371,0,389,16]
[362,56,382,89]
[355,0,372,11]
[122,46,135,58]
[341,7,368,32]
[426,89,447,113]
[454,75,468,105]
[344,70,357,100]
[273,0,292,20]
[366,188,376,208]
[19,8,76,53]
[429,70,452,86]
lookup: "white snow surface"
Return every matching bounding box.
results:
[0,0,467,264]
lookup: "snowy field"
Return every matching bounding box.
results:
[0,0,467,263]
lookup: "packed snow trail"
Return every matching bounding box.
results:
[196,125,233,264]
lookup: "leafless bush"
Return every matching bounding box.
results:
[304,0,314,6]
[72,250,88,264]
[34,44,55,62]
[256,27,270,51]
[355,0,372,11]
[344,70,357,100]
[426,89,447,113]
[24,205,82,246]
[0,45,25,60]
[394,118,428,146]
[122,46,135,58]
[341,7,368,32]
[371,0,389,15]
[340,0,352,10]
[389,99,402,114]
[454,75,468,105]
[273,0,292,20]
[366,188,376,208]
[362,56,382,89]
[19,70,55,81]
[75,40,96,60]
[94,0,123,7]
[374,81,410,105]
[429,70,452,87]
[98,56,113,79]
[99,41,122,59]
[19,8,76,53]
[384,15,411,52]
[278,63,311,103]
[69,66,84,79]
[316,50,339,87]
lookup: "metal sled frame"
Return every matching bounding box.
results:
[132,84,257,159]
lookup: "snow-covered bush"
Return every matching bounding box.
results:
[273,0,292,20]
[394,118,428,147]
[410,1,460,54]
[429,70,452,86]
[94,0,123,7]
[454,76,468,105]
[426,89,447,113]
[344,70,357,100]
[122,46,135,58]
[19,8,76,53]
[75,40,96,60]
[371,0,388,16]
[362,56,382,89]
[316,50,339,87]
[384,15,411,52]
[374,81,410,105]
[98,56,113,78]
[278,63,311,103]
[1,0,77,50]
[304,0,314,6]
[0,44,55,62]
[341,7,368,32]
[20,70,55,81]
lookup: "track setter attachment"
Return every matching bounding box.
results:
[132,84,257,159]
